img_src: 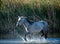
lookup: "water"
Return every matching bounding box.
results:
[0,37,60,44]
[0,29,60,44]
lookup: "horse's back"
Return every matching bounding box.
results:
[29,20,48,33]
[35,20,48,27]
[36,20,48,31]
[39,20,48,31]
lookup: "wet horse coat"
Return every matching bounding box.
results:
[16,16,48,41]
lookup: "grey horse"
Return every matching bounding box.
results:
[16,16,48,41]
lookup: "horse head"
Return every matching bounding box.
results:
[16,16,27,27]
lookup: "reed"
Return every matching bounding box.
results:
[0,0,60,34]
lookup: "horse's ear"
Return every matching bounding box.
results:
[18,16,20,18]
[21,16,27,18]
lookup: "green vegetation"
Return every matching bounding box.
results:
[0,0,60,37]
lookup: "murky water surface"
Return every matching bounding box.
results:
[0,38,60,44]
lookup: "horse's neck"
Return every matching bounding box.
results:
[23,19,30,32]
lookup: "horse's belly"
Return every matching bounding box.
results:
[29,28,42,33]
[29,22,45,33]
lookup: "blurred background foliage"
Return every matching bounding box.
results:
[0,0,60,38]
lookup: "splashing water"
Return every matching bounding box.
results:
[0,36,60,44]
[18,35,60,44]
[12,30,60,44]
[24,37,47,43]
[0,30,60,44]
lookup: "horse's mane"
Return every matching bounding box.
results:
[26,18,34,24]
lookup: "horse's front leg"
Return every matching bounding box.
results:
[24,34,27,41]
[24,32,30,41]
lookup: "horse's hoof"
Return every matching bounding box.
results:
[24,38,27,41]
[45,36,47,39]
[25,39,27,41]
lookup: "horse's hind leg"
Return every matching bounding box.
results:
[44,32,47,39]
[40,30,48,39]
[39,30,47,39]
[40,30,44,37]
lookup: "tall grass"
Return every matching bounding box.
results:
[0,0,60,34]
